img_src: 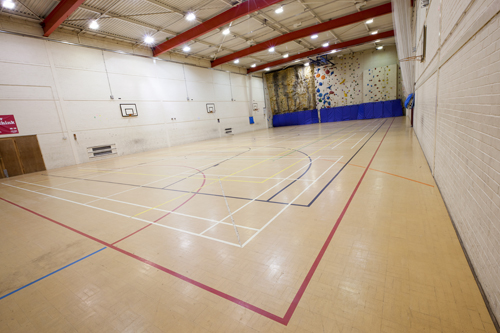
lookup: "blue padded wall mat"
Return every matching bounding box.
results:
[272,109,319,127]
[272,100,402,127]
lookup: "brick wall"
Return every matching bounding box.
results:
[413,0,500,323]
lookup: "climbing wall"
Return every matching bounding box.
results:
[362,64,398,103]
[314,53,363,109]
[265,65,316,115]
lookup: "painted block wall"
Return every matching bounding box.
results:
[412,0,500,324]
[0,33,266,170]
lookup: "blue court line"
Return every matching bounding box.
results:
[0,247,107,301]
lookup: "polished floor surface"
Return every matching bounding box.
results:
[0,117,496,332]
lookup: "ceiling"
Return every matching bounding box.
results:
[0,0,395,70]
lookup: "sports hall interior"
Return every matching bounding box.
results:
[0,0,499,332]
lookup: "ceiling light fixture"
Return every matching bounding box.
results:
[322,42,329,47]
[294,59,300,62]
[365,19,373,24]
[370,30,378,35]
[283,54,289,58]
[269,47,275,52]
[2,0,15,9]
[186,12,196,21]
[304,62,310,67]
[275,6,283,14]
[144,36,154,44]
[330,50,337,54]
[234,59,239,64]
[264,67,270,71]
[89,20,99,30]
[251,64,256,68]
[222,28,230,35]
[311,34,318,39]
[375,39,381,43]
[376,46,384,50]
[183,45,191,52]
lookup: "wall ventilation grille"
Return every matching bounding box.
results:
[88,144,117,158]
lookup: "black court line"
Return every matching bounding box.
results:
[39,120,387,209]
[266,148,312,202]
[162,147,251,189]
[304,118,388,207]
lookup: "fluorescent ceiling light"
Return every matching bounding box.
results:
[275,6,283,14]
[234,59,239,64]
[283,54,289,58]
[222,28,230,35]
[304,62,310,67]
[294,59,300,62]
[365,19,373,24]
[144,36,154,44]
[251,64,256,68]
[264,68,270,71]
[376,46,383,50]
[330,50,337,54]
[2,0,15,9]
[269,47,275,52]
[311,34,318,39]
[183,45,191,52]
[89,20,99,30]
[186,12,196,21]
[370,31,378,35]
[322,42,329,47]
[375,39,381,42]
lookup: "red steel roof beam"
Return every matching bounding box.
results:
[247,30,395,73]
[153,0,285,57]
[42,0,86,37]
[212,2,392,68]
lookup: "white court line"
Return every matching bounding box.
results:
[13,180,258,232]
[331,133,357,150]
[351,132,370,149]
[200,156,321,235]
[201,173,312,181]
[3,183,243,247]
[241,156,343,248]
[83,158,225,203]
[360,119,377,131]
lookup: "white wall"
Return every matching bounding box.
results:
[0,33,267,169]
[412,0,500,323]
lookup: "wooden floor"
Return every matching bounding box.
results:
[0,117,495,332]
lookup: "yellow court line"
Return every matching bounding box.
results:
[132,129,351,217]
[257,127,360,183]
[133,124,364,217]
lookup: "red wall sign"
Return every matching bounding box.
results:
[0,115,19,135]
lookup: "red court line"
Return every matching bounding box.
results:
[0,118,394,325]
[112,166,206,245]
[322,159,434,187]
[0,197,281,322]
[281,117,395,324]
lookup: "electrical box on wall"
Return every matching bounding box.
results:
[120,104,138,117]
[206,103,216,113]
